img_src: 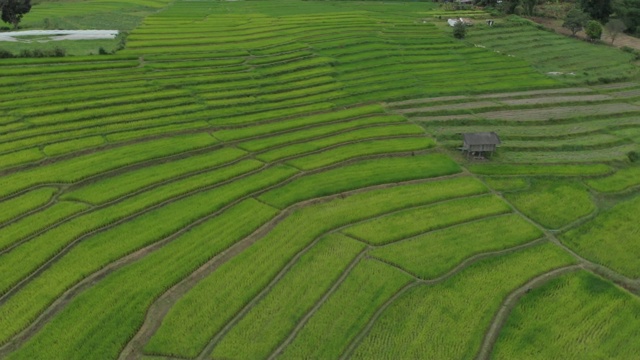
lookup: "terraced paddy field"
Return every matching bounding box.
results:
[0,0,639,359]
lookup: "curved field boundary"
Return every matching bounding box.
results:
[3,167,460,356]
[119,173,469,359]
[0,165,294,354]
[193,244,367,360]
[0,155,256,257]
[0,186,63,231]
[0,141,227,200]
[221,208,538,358]
[339,237,549,359]
[265,251,368,360]
[475,265,582,360]
[473,173,640,295]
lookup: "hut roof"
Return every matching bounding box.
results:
[463,132,501,146]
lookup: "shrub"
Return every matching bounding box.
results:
[98,47,109,55]
[15,47,66,58]
[563,7,589,36]
[585,20,603,40]
[621,46,640,60]
[628,151,639,162]
[453,21,467,39]
[0,48,13,58]
[51,47,65,57]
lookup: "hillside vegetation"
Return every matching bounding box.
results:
[0,1,638,359]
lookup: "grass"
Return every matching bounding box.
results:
[212,105,385,140]
[0,201,88,252]
[506,180,596,229]
[43,136,106,157]
[466,18,638,84]
[209,234,366,360]
[468,164,613,176]
[62,147,247,204]
[144,177,488,358]
[238,115,410,152]
[586,166,640,193]
[0,187,57,225]
[370,214,543,279]
[279,259,413,359]
[259,154,461,209]
[0,148,45,169]
[0,165,296,347]
[343,195,512,245]
[483,177,529,192]
[492,271,640,360]
[1,0,639,358]
[0,133,218,198]
[255,120,412,162]
[351,242,576,359]
[285,137,435,170]
[561,195,640,278]
[3,199,279,360]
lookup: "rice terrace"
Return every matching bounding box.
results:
[0,0,639,358]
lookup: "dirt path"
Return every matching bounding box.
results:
[475,265,582,360]
[530,17,640,51]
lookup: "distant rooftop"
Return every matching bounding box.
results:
[463,132,501,146]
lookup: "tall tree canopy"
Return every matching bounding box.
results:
[0,0,31,29]
[579,0,613,23]
[615,0,640,34]
[563,7,590,35]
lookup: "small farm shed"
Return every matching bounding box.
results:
[461,132,501,158]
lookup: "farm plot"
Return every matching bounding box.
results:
[1,0,639,359]
[350,242,576,359]
[143,177,489,358]
[586,166,640,193]
[466,17,639,84]
[369,214,543,279]
[505,180,595,229]
[492,271,640,360]
[561,195,640,278]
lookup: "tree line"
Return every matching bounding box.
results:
[475,0,639,37]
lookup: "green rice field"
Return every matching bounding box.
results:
[0,0,638,359]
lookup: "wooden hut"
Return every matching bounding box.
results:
[461,132,501,159]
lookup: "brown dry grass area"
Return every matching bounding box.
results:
[531,16,640,50]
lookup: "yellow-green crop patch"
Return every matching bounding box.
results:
[506,180,596,229]
[561,195,640,278]
[493,271,640,360]
[0,0,638,358]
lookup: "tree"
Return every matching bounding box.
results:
[614,0,640,34]
[563,7,589,36]
[522,0,539,16]
[453,21,467,39]
[0,0,31,29]
[579,0,613,23]
[585,20,603,40]
[605,19,626,44]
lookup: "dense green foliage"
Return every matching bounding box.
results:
[585,20,603,40]
[563,7,590,35]
[0,0,31,28]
